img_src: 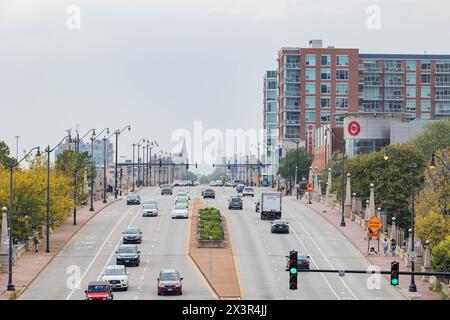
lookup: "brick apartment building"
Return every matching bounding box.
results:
[276,40,450,150]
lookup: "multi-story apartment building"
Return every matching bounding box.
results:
[263,70,279,182]
[276,40,450,150]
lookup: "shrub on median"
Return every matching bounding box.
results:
[197,207,224,241]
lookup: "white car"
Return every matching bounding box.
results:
[171,203,189,219]
[242,187,255,197]
[101,265,129,291]
[176,191,190,200]
[142,203,158,217]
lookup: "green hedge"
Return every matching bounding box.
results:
[197,207,224,241]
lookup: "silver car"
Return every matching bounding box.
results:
[101,265,129,291]
[142,203,158,217]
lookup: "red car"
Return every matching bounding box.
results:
[157,269,183,296]
[85,281,114,300]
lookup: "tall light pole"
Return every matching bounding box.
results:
[148,141,158,186]
[45,133,72,252]
[89,128,110,211]
[7,147,41,291]
[113,125,131,199]
[14,136,20,161]
[132,143,136,192]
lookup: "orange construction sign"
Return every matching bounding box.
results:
[367,216,383,233]
[368,232,380,238]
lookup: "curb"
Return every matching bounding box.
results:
[294,197,413,300]
[222,214,243,300]
[14,198,120,300]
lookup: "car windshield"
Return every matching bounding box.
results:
[125,229,140,234]
[245,188,254,192]
[176,198,188,203]
[104,268,125,275]
[128,195,138,199]
[177,192,187,196]
[174,204,187,210]
[88,285,109,292]
[143,204,156,209]
[274,220,287,225]
[231,198,241,202]
[118,246,137,253]
[160,273,180,281]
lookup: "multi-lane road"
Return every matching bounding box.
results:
[21,186,406,300]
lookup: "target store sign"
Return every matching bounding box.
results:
[347,121,361,136]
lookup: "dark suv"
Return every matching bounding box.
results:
[126,194,141,205]
[228,196,243,210]
[202,188,215,199]
[116,245,141,267]
[161,184,173,195]
[157,269,183,296]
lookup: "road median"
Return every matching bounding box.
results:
[188,197,242,299]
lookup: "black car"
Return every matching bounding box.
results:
[161,184,173,195]
[126,194,141,205]
[271,219,289,234]
[228,196,243,210]
[116,245,141,267]
[122,227,142,244]
[202,188,215,199]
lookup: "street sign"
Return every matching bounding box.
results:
[368,232,380,238]
[367,216,383,233]
[409,251,417,262]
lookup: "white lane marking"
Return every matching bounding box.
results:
[65,206,135,300]
[289,224,341,300]
[286,204,359,300]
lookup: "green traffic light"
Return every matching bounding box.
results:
[391,279,398,285]
[290,267,297,275]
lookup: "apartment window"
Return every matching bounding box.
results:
[421,113,431,120]
[406,100,416,111]
[286,112,299,123]
[336,69,349,80]
[320,97,331,108]
[305,96,316,108]
[406,87,416,98]
[421,86,431,98]
[305,111,316,122]
[406,115,417,122]
[267,113,277,123]
[305,68,316,80]
[421,61,431,70]
[335,115,345,123]
[267,80,277,89]
[406,73,416,84]
[336,55,349,66]
[321,69,331,80]
[421,74,431,84]
[336,83,349,95]
[267,91,277,100]
[321,83,331,94]
[267,101,277,112]
[305,54,316,66]
[286,127,299,138]
[321,55,331,66]
[320,111,331,122]
[286,98,300,110]
[406,61,417,71]
[336,97,348,108]
[305,83,316,94]
[421,100,431,111]
[286,55,300,66]
[286,70,299,82]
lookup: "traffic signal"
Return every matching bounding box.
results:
[186,163,189,170]
[159,160,162,167]
[288,250,298,290]
[390,261,399,286]
[195,163,198,168]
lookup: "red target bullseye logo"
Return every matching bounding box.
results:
[348,121,360,136]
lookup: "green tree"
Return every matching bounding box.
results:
[411,119,450,158]
[432,236,450,272]
[278,148,312,182]
[0,140,13,168]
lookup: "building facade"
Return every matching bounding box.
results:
[263,70,279,182]
[276,40,450,151]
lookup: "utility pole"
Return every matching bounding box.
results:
[14,136,20,161]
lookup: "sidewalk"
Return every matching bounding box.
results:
[0,196,119,300]
[292,196,441,300]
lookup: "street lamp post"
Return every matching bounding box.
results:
[7,147,41,291]
[295,140,299,199]
[132,143,136,192]
[113,125,131,199]
[89,128,109,211]
[148,141,158,186]
[408,163,418,292]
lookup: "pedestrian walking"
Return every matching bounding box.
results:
[390,239,396,257]
[383,239,389,256]
[33,236,40,253]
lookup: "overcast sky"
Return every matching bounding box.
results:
[1,0,450,174]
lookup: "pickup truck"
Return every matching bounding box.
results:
[260,192,282,220]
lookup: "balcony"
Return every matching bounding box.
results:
[361,94,382,101]
[385,95,404,101]
[436,65,450,73]
[360,65,382,73]
[285,91,300,98]
[285,120,300,126]
[384,67,404,73]
[284,63,300,69]
[285,77,300,83]
[436,81,450,87]
[285,134,300,139]
[435,107,450,114]
[436,95,450,101]
[285,106,300,111]
[363,81,382,86]
[384,81,403,87]
[360,106,383,112]
[384,106,403,113]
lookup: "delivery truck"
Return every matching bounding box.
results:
[260,192,282,220]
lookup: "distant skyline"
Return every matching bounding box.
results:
[2,0,450,174]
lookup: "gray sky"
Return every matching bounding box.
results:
[1,0,450,174]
